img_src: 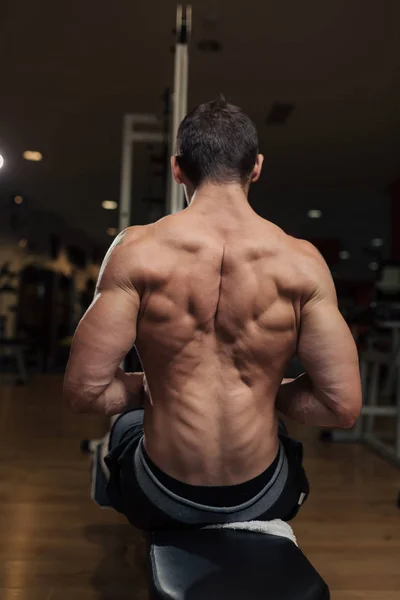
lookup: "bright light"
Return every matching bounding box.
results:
[107,227,118,236]
[14,196,23,205]
[0,154,4,169]
[308,209,322,219]
[23,150,43,162]
[369,261,379,271]
[339,250,350,260]
[18,239,27,249]
[102,200,118,210]
[371,238,384,248]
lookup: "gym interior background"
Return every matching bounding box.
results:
[0,1,400,599]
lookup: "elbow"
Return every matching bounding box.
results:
[314,382,362,429]
[334,398,362,430]
[336,410,358,430]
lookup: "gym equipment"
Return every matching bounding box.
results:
[330,262,400,466]
[118,5,190,232]
[0,267,28,384]
[168,4,191,216]
[0,337,28,384]
[18,265,74,372]
[84,433,330,597]
[147,528,329,599]
[326,262,400,508]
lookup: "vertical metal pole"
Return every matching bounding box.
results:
[352,358,369,440]
[167,5,190,215]
[181,5,191,127]
[119,114,134,231]
[168,45,184,214]
[180,43,189,136]
[177,45,189,213]
[117,115,134,382]
[366,362,379,435]
[396,362,400,459]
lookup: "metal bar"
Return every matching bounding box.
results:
[176,43,189,214]
[131,132,165,143]
[131,114,163,125]
[172,44,189,213]
[397,366,400,459]
[167,5,190,215]
[353,358,369,439]
[382,334,400,396]
[168,43,184,214]
[364,433,400,465]
[331,428,361,442]
[180,42,189,140]
[362,406,397,416]
[366,362,379,434]
[119,114,134,232]
[360,358,368,396]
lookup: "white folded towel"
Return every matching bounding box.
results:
[204,519,297,546]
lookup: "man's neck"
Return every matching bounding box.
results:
[187,183,253,219]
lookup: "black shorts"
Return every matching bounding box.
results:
[103,409,310,531]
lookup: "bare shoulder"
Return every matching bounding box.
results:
[116,225,150,246]
[290,238,326,266]
[288,238,336,304]
[103,225,150,263]
[264,225,325,268]
[97,225,151,290]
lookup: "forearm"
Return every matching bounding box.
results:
[64,370,145,416]
[276,373,353,428]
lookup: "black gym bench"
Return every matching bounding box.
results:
[146,527,330,599]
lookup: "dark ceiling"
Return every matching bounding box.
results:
[1,0,400,245]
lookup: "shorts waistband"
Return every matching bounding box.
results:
[134,438,289,525]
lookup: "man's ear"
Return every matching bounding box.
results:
[251,154,264,183]
[171,156,184,184]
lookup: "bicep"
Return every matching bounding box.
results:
[66,286,140,393]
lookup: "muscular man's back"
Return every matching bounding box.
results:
[134,208,302,485]
[64,97,361,529]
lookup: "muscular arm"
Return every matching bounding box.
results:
[63,230,145,416]
[277,245,362,428]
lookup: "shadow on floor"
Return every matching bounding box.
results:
[85,523,149,600]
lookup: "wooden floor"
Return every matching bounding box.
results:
[0,375,399,600]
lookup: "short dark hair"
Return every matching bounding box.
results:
[176,96,258,187]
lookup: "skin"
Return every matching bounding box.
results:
[64,155,362,486]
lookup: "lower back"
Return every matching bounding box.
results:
[141,354,282,486]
